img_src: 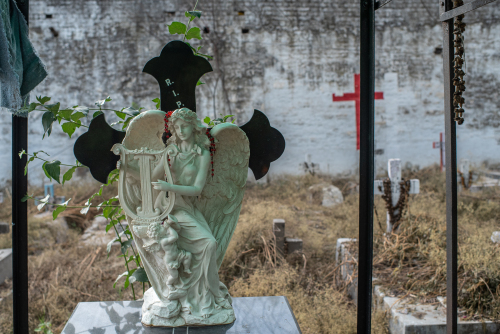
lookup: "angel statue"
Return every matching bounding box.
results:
[112,107,250,327]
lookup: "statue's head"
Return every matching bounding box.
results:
[165,108,210,149]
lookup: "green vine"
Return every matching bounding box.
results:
[18,96,155,299]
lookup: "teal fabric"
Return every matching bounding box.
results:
[0,0,47,113]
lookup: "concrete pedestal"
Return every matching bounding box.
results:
[62,296,301,334]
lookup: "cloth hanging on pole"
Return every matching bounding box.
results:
[0,0,47,114]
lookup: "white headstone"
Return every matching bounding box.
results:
[374,159,420,233]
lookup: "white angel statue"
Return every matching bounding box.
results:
[112,107,249,327]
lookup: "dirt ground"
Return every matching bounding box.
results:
[0,165,499,333]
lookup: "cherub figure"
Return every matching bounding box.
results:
[145,215,192,292]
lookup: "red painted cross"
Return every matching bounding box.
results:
[332,74,384,150]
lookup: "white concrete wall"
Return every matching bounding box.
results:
[2,0,500,185]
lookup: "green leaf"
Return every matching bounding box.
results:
[105,220,117,233]
[114,111,126,120]
[185,10,202,20]
[37,194,50,211]
[53,205,66,219]
[92,111,103,118]
[168,21,187,35]
[36,96,51,104]
[121,107,141,117]
[80,205,91,215]
[186,27,202,40]
[28,102,39,112]
[42,160,61,183]
[70,111,86,122]
[25,156,35,175]
[197,80,205,86]
[203,116,210,124]
[131,267,149,283]
[45,102,60,116]
[62,166,77,185]
[42,111,56,138]
[196,53,213,60]
[58,109,73,121]
[61,122,78,138]
[223,115,234,122]
[21,194,31,202]
[103,205,118,219]
[152,98,161,110]
[96,96,112,106]
[18,150,26,159]
[113,271,128,289]
[124,276,130,289]
[107,237,120,255]
[121,239,133,255]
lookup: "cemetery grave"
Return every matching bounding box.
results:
[4,0,500,332]
[1,165,498,333]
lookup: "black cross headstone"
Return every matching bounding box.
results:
[74,40,285,183]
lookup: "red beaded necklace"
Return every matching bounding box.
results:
[164,111,215,178]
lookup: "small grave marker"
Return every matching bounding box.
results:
[374,159,419,233]
[432,132,445,172]
[273,219,285,257]
[0,222,9,234]
[272,219,303,257]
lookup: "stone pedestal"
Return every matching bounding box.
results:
[62,296,301,334]
[0,249,12,284]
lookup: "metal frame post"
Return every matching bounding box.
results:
[440,0,458,332]
[12,1,29,334]
[358,0,375,332]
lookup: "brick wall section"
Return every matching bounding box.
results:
[1,0,499,184]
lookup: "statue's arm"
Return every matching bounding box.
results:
[152,150,210,197]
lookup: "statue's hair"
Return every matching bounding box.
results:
[166,108,210,150]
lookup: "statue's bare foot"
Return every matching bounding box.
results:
[202,313,210,319]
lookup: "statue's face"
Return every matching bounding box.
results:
[173,119,194,141]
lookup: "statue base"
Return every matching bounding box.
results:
[61,296,301,333]
[141,288,236,327]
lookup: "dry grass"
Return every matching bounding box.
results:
[1,166,498,333]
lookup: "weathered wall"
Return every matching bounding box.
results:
[2,0,500,184]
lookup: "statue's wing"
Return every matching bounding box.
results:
[195,123,250,268]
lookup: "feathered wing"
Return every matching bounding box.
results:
[195,123,250,268]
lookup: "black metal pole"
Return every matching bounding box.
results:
[12,1,29,334]
[358,0,375,332]
[440,0,458,333]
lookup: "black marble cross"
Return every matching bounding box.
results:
[74,41,285,183]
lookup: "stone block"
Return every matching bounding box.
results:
[0,222,9,234]
[0,249,12,284]
[285,237,303,254]
[62,296,301,334]
[273,219,285,257]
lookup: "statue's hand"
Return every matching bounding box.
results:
[152,180,172,192]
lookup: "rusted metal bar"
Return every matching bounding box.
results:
[12,1,29,334]
[358,0,375,332]
[441,0,458,332]
[440,0,499,21]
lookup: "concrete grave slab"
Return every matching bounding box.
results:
[337,238,500,334]
[62,296,301,334]
[0,248,12,284]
